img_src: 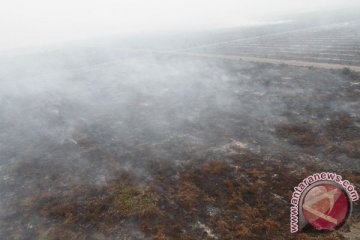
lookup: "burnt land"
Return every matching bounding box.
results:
[0,53,359,239]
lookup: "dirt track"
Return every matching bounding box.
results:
[162,51,360,72]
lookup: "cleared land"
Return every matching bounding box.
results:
[185,21,360,67]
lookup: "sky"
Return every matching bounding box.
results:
[0,0,359,51]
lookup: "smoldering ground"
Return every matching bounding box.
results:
[0,44,360,239]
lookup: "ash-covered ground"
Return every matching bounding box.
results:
[0,47,359,239]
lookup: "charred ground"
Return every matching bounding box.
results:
[0,53,359,239]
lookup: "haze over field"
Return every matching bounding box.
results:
[1,0,360,51]
[1,1,360,239]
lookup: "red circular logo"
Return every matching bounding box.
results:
[302,183,350,230]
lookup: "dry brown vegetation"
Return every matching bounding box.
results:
[17,112,358,239]
[8,146,357,239]
[2,63,360,239]
[275,112,360,160]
